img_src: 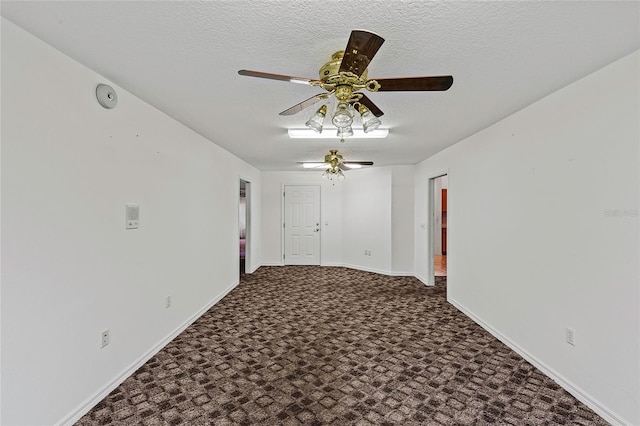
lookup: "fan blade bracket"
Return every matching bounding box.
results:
[364,80,381,92]
[352,93,384,117]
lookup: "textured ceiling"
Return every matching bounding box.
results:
[2,1,638,171]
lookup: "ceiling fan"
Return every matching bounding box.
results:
[238,30,453,138]
[298,149,374,181]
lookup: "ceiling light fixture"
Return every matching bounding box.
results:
[303,96,383,141]
[298,150,374,183]
[239,30,453,143]
[288,128,388,139]
[322,166,345,182]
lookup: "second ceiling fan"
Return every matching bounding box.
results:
[299,149,373,182]
[238,29,453,138]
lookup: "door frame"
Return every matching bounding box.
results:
[281,183,321,265]
[427,171,448,285]
[239,178,251,274]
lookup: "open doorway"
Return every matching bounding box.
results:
[239,179,250,276]
[429,174,448,282]
[434,175,447,277]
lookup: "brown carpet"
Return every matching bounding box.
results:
[77,266,606,425]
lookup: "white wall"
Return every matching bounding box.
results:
[0,19,261,425]
[342,167,393,273]
[414,51,639,425]
[391,166,415,274]
[261,166,414,275]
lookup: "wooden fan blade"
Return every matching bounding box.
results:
[339,30,385,78]
[353,93,384,117]
[344,161,374,166]
[279,94,326,116]
[375,75,453,91]
[238,69,316,85]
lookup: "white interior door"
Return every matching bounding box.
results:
[284,185,320,265]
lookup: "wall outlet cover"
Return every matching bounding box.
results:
[101,329,110,348]
[566,328,575,346]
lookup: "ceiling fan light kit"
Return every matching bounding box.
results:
[239,29,452,176]
[305,99,381,139]
[322,167,345,183]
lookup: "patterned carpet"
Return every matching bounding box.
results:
[77,266,606,425]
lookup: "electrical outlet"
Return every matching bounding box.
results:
[101,329,110,348]
[566,328,575,346]
[165,296,171,308]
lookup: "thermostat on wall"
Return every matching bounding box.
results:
[126,204,139,229]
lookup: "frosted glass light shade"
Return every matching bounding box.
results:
[360,109,382,133]
[305,105,327,133]
[322,167,345,182]
[336,125,354,139]
[332,102,353,128]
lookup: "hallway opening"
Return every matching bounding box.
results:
[430,174,448,279]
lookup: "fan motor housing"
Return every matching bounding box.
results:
[319,51,368,81]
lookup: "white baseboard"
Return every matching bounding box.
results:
[263,262,415,278]
[262,262,415,277]
[448,297,627,426]
[320,261,343,267]
[340,263,414,277]
[414,273,433,286]
[260,261,284,267]
[58,280,240,426]
[384,270,415,277]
